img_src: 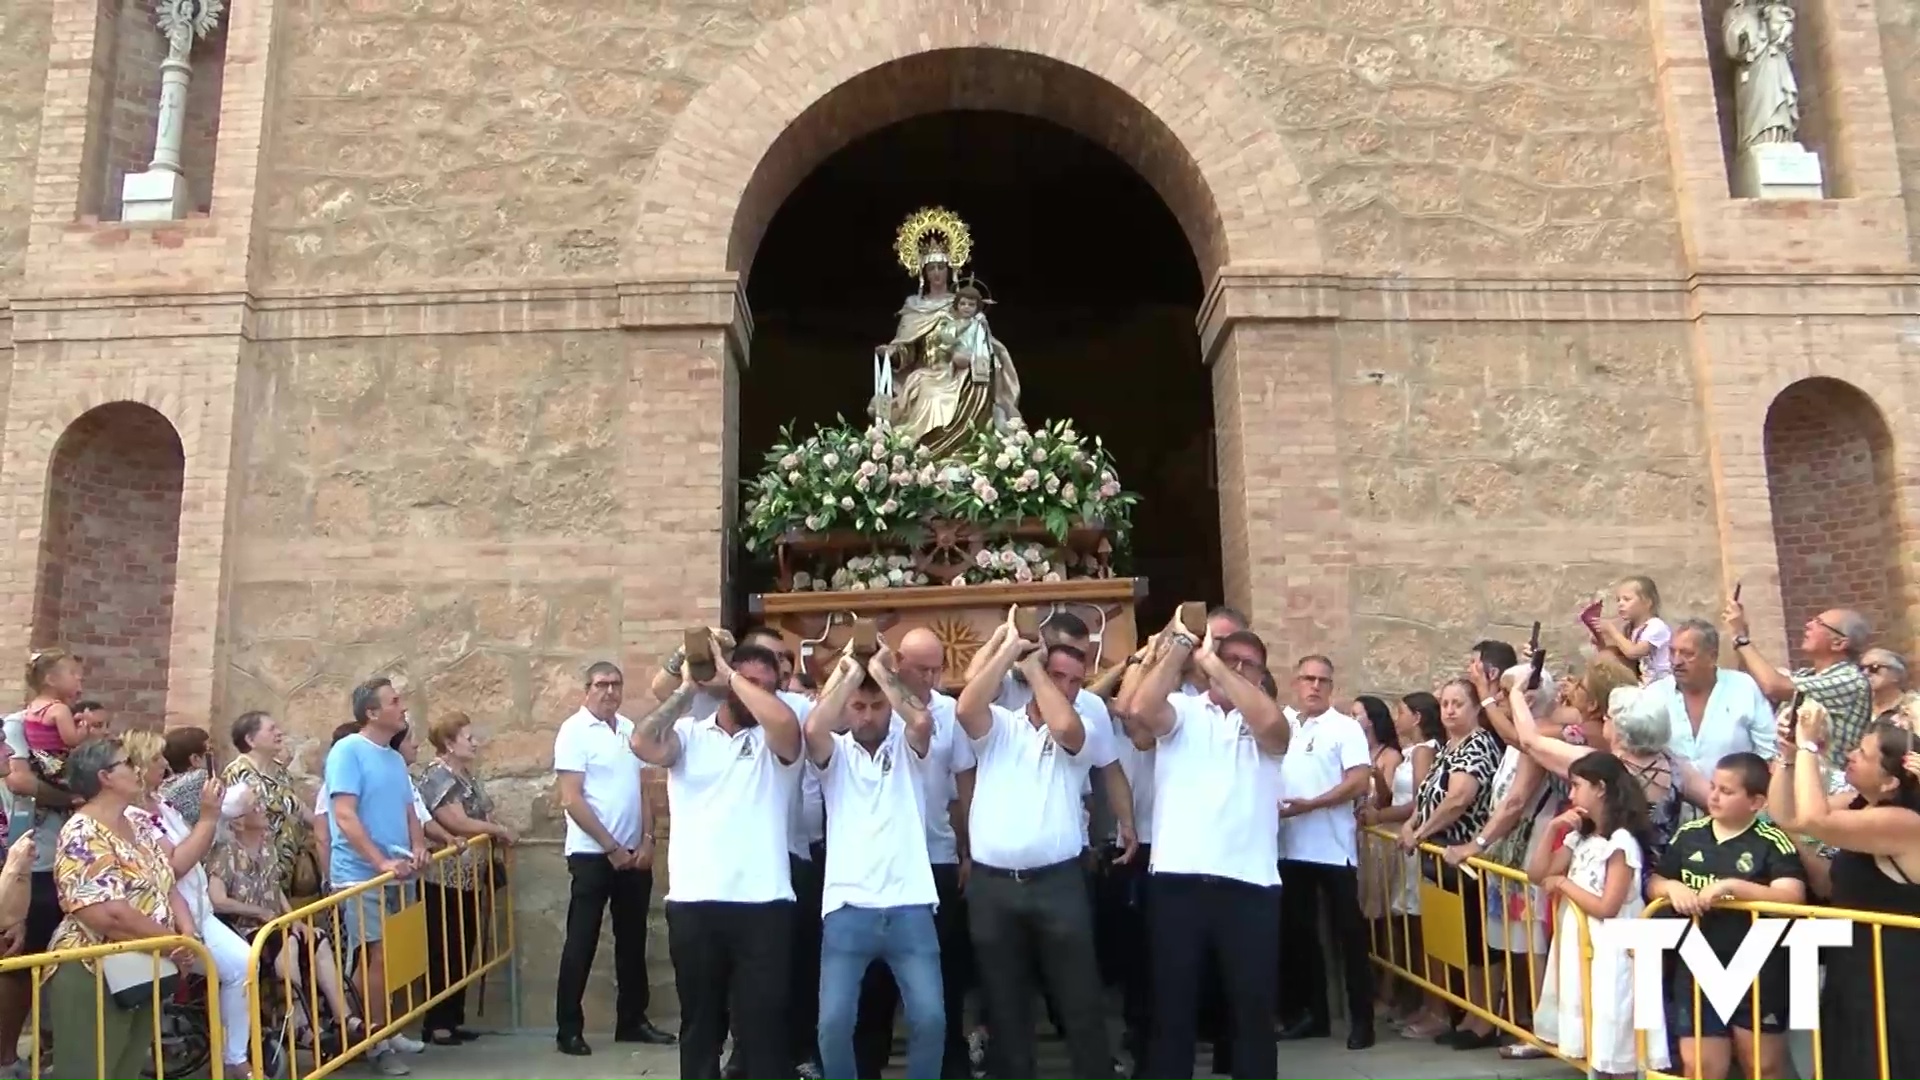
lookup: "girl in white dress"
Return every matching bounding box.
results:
[1527,751,1669,1078]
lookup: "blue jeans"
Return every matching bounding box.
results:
[818,905,944,1079]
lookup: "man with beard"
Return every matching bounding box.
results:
[630,637,803,1080]
[957,608,1115,1079]
[808,643,945,1079]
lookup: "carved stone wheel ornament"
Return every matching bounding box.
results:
[912,519,983,584]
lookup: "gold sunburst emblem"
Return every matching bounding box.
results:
[928,614,984,683]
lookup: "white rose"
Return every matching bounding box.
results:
[980,486,998,504]
[871,442,887,461]
[951,573,969,586]
[1045,475,1061,494]
[854,475,870,491]
[822,452,840,468]
[1042,571,1063,583]
[805,515,825,530]
[994,453,1014,470]
[1013,474,1033,492]
[792,571,813,589]
[911,571,929,585]
[831,568,849,586]
[1061,483,1077,502]
[850,580,868,591]
[869,575,890,590]
[1032,447,1046,463]
[888,568,906,585]
[1025,544,1044,561]
[892,455,907,470]
[841,496,855,509]
[1015,565,1033,583]
[975,549,995,568]
[780,454,798,470]
[788,471,802,484]
[879,498,898,515]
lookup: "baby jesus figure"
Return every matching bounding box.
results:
[950,286,994,385]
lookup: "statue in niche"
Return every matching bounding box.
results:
[1722,0,1801,148]
[871,208,1023,460]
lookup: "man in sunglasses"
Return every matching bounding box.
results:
[1723,598,1872,773]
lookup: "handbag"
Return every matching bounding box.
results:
[288,845,323,900]
[99,951,179,1010]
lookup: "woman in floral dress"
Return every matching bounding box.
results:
[44,737,196,1080]
[416,712,516,1045]
[222,711,317,899]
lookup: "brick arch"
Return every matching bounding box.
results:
[31,402,186,727]
[627,0,1322,281]
[1762,377,1909,662]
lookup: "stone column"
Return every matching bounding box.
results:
[121,0,225,222]
[1200,273,1354,669]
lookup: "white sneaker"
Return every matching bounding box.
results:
[386,1033,427,1055]
[371,1048,411,1076]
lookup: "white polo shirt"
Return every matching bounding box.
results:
[968,703,1103,871]
[552,707,646,855]
[1278,706,1372,867]
[819,721,938,915]
[995,675,1117,841]
[665,714,802,903]
[782,692,823,861]
[1149,691,1285,887]
[1107,712,1156,846]
[924,693,976,865]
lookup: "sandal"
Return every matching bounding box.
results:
[1499,1042,1551,1060]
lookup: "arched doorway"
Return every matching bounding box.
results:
[1763,377,1909,662]
[735,109,1222,624]
[31,402,185,727]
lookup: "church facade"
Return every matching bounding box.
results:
[1,0,1917,1019]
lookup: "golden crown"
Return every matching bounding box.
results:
[893,207,972,278]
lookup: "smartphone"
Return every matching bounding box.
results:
[1733,581,1743,603]
[1178,600,1207,633]
[1014,608,1041,641]
[1788,689,1806,738]
[684,628,716,683]
[1528,621,1542,654]
[850,618,880,660]
[1526,646,1548,692]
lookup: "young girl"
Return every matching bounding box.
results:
[1594,576,1672,686]
[1528,752,1668,1077]
[22,648,87,802]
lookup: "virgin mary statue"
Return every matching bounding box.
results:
[873,208,1021,459]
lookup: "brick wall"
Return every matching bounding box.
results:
[31,402,185,727]
[1764,377,1904,665]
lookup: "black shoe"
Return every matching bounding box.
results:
[1448,1028,1502,1051]
[614,1020,678,1046]
[1346,1026,1377,1051]
[556,1035,592,1056]
[1277,1016,1331,1041]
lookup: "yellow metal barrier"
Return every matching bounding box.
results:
[1638,896,1920,1080]
[0,933,223,1080]
[1360,825,1594,1072]
[246,835,515,1080]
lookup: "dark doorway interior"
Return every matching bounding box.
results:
[737,110,1222,627]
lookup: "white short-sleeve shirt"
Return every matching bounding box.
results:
[552,707,646,856]
[923,693,976,865]
[782,692,824,860]
[665,715,802,903]
[1277,706,1372,867]
[818,721,938,915]
[1149,692,1285,887]
[967,703,1101,871]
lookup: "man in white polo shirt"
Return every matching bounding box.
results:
[854,627,978,1080]
[957,610,1114,1079]
[1129,615,1289,1079]
[1274,654,1376,1050]
[806,643,944,1079]
[630,638,803,1080]
[552,661,674,1057]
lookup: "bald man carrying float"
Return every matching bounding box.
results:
[853,627,979,1080]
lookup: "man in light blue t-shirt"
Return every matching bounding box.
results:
[325,676,428,1076]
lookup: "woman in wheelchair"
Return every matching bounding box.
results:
[208,784,359,1051]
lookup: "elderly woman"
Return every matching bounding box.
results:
[1509,682,1709,867]
[1398,678,1504,1048]
[208,784,357,1047]
[124,730,258,1078]
[416,711,516,1046]
[222,711,318,900]
[44,737,197,1080]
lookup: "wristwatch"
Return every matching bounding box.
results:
[1733,635,1752,649]
[1473,834,1491,849]
[1171,633,1198,651]
[1480,696,1499,710]
[664,647,686,676]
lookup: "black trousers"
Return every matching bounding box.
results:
[555,854,653,1040]
[422,882,481,1033]
[667,899,794,1080]
[1277,859,1374,1032]
[790,853,825,1067]
[1145,873,1281,1080]
[853,862,972,1078]
[967,860,1110,1079]
[1093,843,1152,1059]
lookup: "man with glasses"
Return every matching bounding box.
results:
[1273,655,1376,1050]
[553,661,675,1057]
[1723,599,1873,771]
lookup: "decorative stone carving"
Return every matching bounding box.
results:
[121,0,226,222]
[1721,0,1823,199]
